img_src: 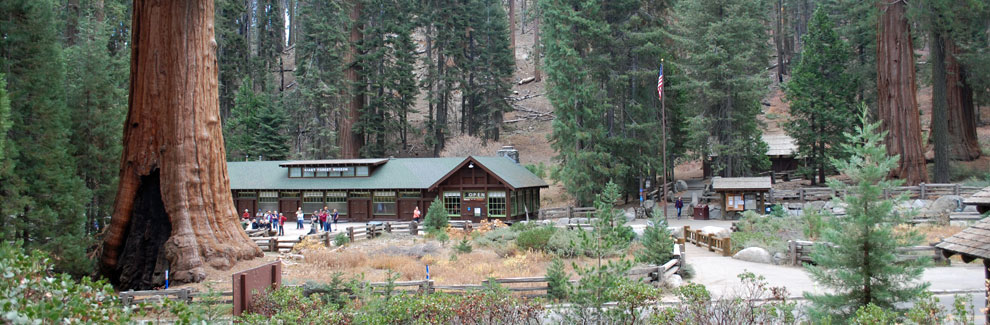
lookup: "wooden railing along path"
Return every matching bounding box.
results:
[683,226,733,257]
[787,240,948,266]
[119,288,233,306]
[770,183,980,203]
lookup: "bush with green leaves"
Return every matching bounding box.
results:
[333,233,350,246]
[423,196,449,233]
[0,241,138,323]
[732,210,807,255]
[546,229,584,257]
[237,285,351,324]
[473,226,518,247]
[515,226,557,251]
[635,218,675,265]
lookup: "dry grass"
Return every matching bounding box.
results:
[897,224,965,244]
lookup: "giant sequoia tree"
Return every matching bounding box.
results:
[876,0,928,185]
[100,0,261,290]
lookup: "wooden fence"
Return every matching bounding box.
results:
[537,207,596,219]
[787,240,948,266]
[770,183,981,203]
[683,226,733,257]
[119,288,233,306]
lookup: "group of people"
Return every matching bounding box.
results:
[242,209,288,236]
[310,206,339,233]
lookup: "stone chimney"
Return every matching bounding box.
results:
[496,145,520,164]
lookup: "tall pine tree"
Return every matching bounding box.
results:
[216,0,251,120]
[355,0,418,157]
[805,107,928,319]
[293,0,350,158]
[784,8,856,185]
[0,0,92,276]
[225,78,291,160]
[65,11,128,235]
[673,0,770,177]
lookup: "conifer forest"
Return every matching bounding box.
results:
[2,0,990,323]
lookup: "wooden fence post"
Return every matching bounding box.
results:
[723,237,732,256]
[385,222,392,234]
[683,226,690,244]
[953,184,960,196]
[789,241,797,266]
[799,189,805,202]
[347,227,354,242]
[410,222,418,235]
[920,183,927,199]
[324,232,331,247]
[567,206,574,219]
[269,238,278,252]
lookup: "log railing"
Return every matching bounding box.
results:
[683,226,733,257]
[787,240,948,266]
[119,288,234,306]
[770,183,980,203]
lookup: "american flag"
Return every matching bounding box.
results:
[657,64,664,101]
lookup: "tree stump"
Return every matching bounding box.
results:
[99,0,262,290]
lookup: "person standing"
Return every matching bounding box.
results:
[319,209,328,232]
[331,209,339,232]
[295,207,304,229]
[412,206,421,223]
[278,213,287,236]
[675,197,684,219]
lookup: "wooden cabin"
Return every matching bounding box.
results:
[703,134,801,178]
[711,177,772,216]
[935,219,990,323]
[227,155,548,222]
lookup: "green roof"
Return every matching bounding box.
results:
[228,156,549,191]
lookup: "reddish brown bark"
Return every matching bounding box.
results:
[945,40,981,161]
[876,0,928,185]
[100,0,261,289]
[340,1,364,159]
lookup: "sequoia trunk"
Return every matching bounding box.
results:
[100,0,262,290]
[944,39,981,161]
[876,0,928,185]
[340,1,364,158]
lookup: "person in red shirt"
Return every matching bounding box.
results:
[241,209,251,219]
[278,213,287,236]
[319,210,328,232]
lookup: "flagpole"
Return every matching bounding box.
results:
[660,59,668,220]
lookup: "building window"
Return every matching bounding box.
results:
[399,191,421,199]
[349,191,370,199]
[373,191,396,215]
[488,191,506,217]
[356,166,369,177]
[443,192,461,216]
[289,168,302,177]
[280,191,300,198]
[326,191,347,215]
[341,168,355,177]
[258,191,278,214]
[237,191,257,198]
[303,191,323,214]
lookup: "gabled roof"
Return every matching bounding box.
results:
[426,156,550,191]
[228,156,548,191]
[936,217,990,261]
[762,134,798,157]
[279,159,388,167]
[711,177,772,191]
[963,186,990,205]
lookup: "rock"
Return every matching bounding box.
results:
[699,226,730,238]
[773,252,787,265]
[804,201,827,213]
[927,195,963,216]
[675,180,689,193]
[624,211,636,222]
[912,199,928,209]
[665,274,684,288]
[668,226,684,238]
[733,247,773,264]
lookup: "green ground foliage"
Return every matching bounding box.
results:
[515,226,557,251]
[805,108,930,320]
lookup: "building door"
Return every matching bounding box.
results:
[235,199,256,219]
[279,199,301,220]
[398,200,419,221]
[461,191,486,222]
[349,199,370,222]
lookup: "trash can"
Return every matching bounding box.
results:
[693,205,709,220]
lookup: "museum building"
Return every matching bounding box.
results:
[227,148,548,222]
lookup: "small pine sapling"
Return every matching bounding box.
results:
[636,218,675,266]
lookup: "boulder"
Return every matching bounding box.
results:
[733,247,773,264]
[665,274,684,288]
[773,252,787,265]
[804,201,827,213]
[675,180,689,193]
[668,226,684,238]
[699,226,730,238]
[927,195,963,216]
